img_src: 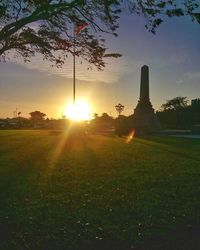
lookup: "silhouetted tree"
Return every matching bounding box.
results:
[115,114,135,136]
[29,111,46,121]
[191,98,200,111]
[1,1,199,68]
[189,98,200,125]
[115,103,124,116]
[160,96,189,111]
[0,0,122,69]
[93,113,99,119]
[158,97,192,129]
[100,113,114,123]
[90,112,114,134]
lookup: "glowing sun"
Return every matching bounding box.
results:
[64,100,91,121]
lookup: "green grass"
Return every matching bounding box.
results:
[0,130,200,249]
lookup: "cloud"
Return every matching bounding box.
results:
[176,79,183,85]
[184,72,200,80]
[10,53,128,84]
[10,51,146,86]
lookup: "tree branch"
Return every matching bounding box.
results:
[0,0,83,41]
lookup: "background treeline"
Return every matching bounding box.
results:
[0,97,200,134]
[156,97,200,130]
[0,111,70,130]
[90,97,200,135]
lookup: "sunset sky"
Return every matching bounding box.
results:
[0,13,200,119]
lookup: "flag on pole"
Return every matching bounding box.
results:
[75,22,88,35]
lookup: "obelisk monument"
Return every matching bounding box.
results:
[133,65,160,132]
[140,65,149,102]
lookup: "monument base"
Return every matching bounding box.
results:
[133,99,161,134]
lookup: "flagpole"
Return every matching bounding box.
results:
[73,23,76,105]
[72,22,88,105]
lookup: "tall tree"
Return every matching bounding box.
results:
[0,1,199,69]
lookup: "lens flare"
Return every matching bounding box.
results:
[125,129,135,143]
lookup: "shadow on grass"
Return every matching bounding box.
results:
[135,216,200,250]
[1,216,200,250]
[135,136,200,162]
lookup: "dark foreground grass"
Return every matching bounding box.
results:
[0,130,200,249]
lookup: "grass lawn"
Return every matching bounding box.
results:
[0,130,200,249]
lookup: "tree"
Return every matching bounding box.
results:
[160,96,188,111]
[0,1,199,69]
[123,0,200,34]
[0,0,122,69]
[191,98,200,110]
[90,112,114,133]
[115,103,124,116]
[190,98,200,125]
[93,113,99,119]
[158,97,190,129]
[29,110,46,121]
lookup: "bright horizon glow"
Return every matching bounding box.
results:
[64,100,91,121]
